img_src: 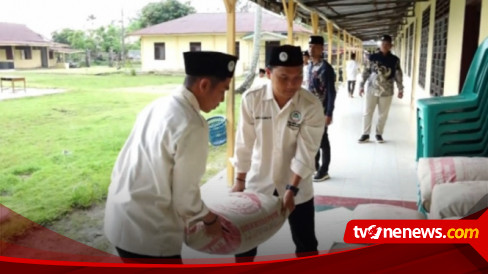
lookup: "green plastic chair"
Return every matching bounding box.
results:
[417,37,488,159]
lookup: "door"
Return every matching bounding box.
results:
[459,0,481,91]
[265,41,280,67]
[41,47,49,68]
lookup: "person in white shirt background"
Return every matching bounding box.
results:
[252,68,270,88]
[346,53,360,98]
[104,51,238,264]
[231,45,325,262]
[302,50,310,89]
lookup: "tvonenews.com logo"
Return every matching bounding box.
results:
[353,225,479,240]
[343,214,487,261]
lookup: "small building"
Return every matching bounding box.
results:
[0,22,79,70]
[130,12,312,75]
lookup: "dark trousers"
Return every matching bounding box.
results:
[348,80,356,94]
[235,198,318,262]
[116,247,182,264]
[315,126,330,173]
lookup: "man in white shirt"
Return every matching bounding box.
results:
[346,53,360,98]
[252,68,270,88]
[104,51,238,264]
[231,45,325,262]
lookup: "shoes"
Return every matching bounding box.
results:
[313,170,330,182]
[358,135,369,143]
[376,135,385,143]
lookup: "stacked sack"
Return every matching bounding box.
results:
[417,157,488,219]
[185,191,287,254]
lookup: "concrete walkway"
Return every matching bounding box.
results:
[0,88,65,101]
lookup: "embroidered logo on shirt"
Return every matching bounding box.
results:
[255,116,272,120]
[290,111,302,123]
[287,111,302,130]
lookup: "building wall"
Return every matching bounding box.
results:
[396,0,487,106]
[444,0,466,96]
[480,0,488,44]
[13,47,42,69]
[140,32,310,76]
[48,51,57,68]
[141,34,248,75]
[0,48,6,61]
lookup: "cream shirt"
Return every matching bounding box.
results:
[232,83,325,205]
[104,86,210,256]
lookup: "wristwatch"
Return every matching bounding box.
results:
[286,184,299,196]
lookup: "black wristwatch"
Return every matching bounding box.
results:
[286,184,299,196]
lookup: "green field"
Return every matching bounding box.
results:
[0,68,241,225]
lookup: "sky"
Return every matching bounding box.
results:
[0,0,231,38]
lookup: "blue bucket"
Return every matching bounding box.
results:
[207,115,227,146]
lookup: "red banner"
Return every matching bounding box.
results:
[344,210,488,261]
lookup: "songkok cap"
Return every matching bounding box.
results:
[303,50,310,57]
[381,35,393,43]
[268,45,303,67]
[309,35,324,45]
[184,51,238,78]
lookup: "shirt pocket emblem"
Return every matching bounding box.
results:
[287,111,302,130]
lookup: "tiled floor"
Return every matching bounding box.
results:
[314,81,418,202]
[182,81,421,261]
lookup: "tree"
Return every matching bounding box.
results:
[236,4,262,93]
[237,0,254,12]
[139,0,196,28]
[51,29,88,50]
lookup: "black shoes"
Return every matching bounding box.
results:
[358,134,385,143]
[358,135,369,143]
[313,169,330,182]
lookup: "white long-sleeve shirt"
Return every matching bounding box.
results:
[231,83,325,205]
[346,60,359,81]
[104,86,210,256]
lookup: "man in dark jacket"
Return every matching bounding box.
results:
[358,35,404,143]
[308,35,337,182]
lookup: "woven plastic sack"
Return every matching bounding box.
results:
[429,181,488,219]
[185,192,287,254]
[417,157,488,211]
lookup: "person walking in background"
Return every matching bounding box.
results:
[346,53,360,98]
[302,50,310,89]
[252,68,269,88]
[308,35,337,182]
[358,35,404,143]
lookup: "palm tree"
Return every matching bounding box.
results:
[236,4,262,93]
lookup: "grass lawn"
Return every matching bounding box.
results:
[0,68,241,226]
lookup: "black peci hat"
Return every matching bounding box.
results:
[303,50,310,57]
[380,35,393,43]
[183,51,238,78]
[268,45,303,67]
[309,35,324,45]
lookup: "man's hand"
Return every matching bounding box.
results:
[359,88,365,97]
[398,91,404,99]
[231,179,245,192]
[204,220,223,237]
[325,116,333,126]
[282,190,296,215]
[203,212,223,237]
